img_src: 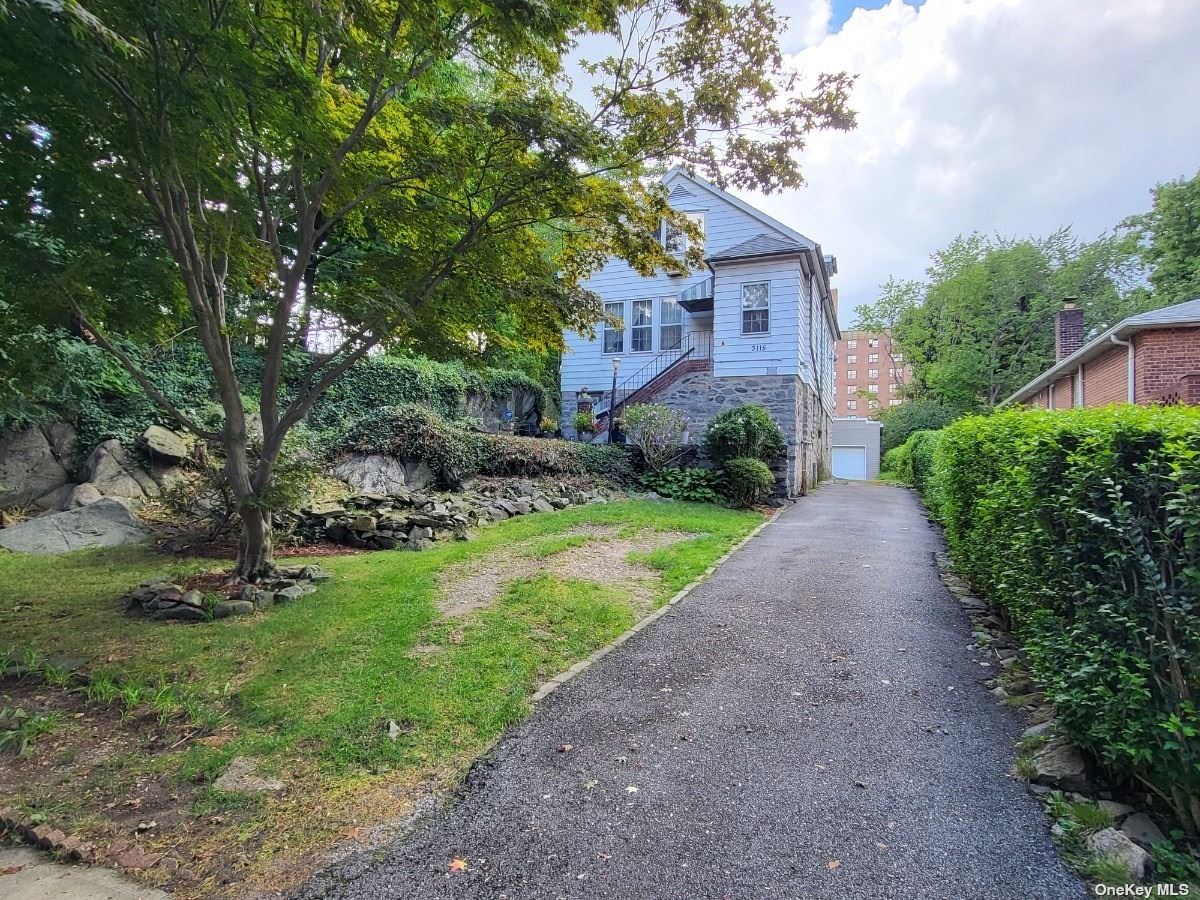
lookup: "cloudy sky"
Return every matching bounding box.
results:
[733,0,1200,326]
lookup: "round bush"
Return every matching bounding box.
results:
[703,405,786,465]
[722,457,774,508]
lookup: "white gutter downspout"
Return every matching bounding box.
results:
[1110,334,1135,403]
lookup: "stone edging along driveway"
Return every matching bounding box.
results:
[529,506,783,704]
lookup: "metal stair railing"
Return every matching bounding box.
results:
[594,331,712,424]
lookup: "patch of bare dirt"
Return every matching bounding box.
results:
[437,526,696,619]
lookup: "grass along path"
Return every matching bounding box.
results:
[0,499,762,897]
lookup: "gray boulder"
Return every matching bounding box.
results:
[0,425,74,509]
[332,453,434,494]
[0,499,148,554]
[1120,813,1166,849]
[139,425,192,462]
[85,440,160,502]
[1086,828,1152,880]
[1032,738,1091,792]
[65,483,105,509]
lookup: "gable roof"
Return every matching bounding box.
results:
[707,233,806,262]
[662,167,816,249]
[1004,298,1200,405]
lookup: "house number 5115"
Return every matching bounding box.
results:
[751,343,767,352]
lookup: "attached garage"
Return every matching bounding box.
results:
[831,418,882,481]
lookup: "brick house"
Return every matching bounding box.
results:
[1006,298,1200,408]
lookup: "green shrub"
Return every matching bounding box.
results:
[334,404,634,486]
[722,457,774,508]
[334,404,486,487]
[933,405,1200,833]
[907,430,942,492]
[877,397,958,452]
[620,403,687,472]
[881,441,914,483]
[640,467,723,503]
[703,405,786,465]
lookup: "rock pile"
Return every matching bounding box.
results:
[124,564,330,622]
[280,480,610,551]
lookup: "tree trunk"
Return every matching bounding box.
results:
[236,505,274,581]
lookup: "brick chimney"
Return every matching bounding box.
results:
[1055,300,1084,360]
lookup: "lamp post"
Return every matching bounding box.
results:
[608,357,620,444]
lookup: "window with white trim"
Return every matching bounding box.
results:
[741,282,770,334]
[847,354,857,364]
[663,212,705,257]
[890,398,901,406]
[602,301,624,354]
[631,299,653,352]
[869,368,879,379]
[847,400,857,410]
[660,297,682,351]
[868,337,880,348]
[846,370,857,381]
[847,340,858,349]
[846,384,856,395]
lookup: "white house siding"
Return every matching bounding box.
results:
[560,173,796,395]
[710,258,803,379]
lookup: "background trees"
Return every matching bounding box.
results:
[856,227,1155,436]
[0,0,854,577]
[1123,170,1200,306]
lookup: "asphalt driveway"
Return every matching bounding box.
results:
[295,481,1086,900]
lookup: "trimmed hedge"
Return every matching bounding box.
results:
[931,406,1200,831]
[334,404,634,487]
[882,429,942,492]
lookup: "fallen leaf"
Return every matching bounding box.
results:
[1,865,25,875]
[626,785,639,793]
[557,744,573,753]
[449,858,468,873]
[875,841,888,850]
[826,859,841,870]
[854,780,868,789]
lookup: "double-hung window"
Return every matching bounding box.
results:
[602,301,625,354]
[630,299,654,352]
[663,212,705,257]
[741,282,770,334]
[660,297,683,351]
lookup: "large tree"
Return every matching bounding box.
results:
[1123,170,1200,306]
[887,230,1149,413]
[0,0,854,578]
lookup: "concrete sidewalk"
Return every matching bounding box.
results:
[0,846,167,900]
[295,481,1087,899]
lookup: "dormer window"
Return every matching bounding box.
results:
[662,212,705,257]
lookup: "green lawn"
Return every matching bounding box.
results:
[0,499,761,894]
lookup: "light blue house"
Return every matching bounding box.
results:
[560,168,840,496]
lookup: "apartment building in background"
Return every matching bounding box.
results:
[834,329,910,417]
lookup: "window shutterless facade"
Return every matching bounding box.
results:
[602,301,624,354]
[741,281,770,334]
[631,299,653,352]
[660,297,682,351]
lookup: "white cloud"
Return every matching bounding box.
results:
[738,0,1200,325]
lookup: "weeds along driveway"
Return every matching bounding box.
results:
[296,481,1087,900]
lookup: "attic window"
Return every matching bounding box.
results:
[662,212,705,257]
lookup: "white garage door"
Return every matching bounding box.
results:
[832,446,868,480]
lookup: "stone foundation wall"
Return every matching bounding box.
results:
[562,373,832,496]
